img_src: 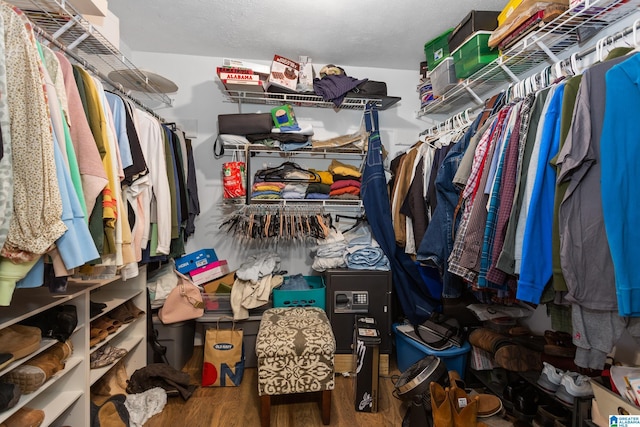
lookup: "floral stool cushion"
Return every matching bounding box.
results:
[256,307,335,396]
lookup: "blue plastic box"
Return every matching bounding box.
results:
[393,323,471,378]
[175,249,218,274]
[273,276,325,310]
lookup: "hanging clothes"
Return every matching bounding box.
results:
[361,103,438,325]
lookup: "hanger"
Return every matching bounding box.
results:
[255,161,321,183]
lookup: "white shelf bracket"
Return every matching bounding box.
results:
[68,31,89,50]
[463,82,484,105]
[51,19,75,40]
[532,37,561,63]
[498,59,520,84]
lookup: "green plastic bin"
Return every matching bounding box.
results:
[452,31,499,79]
[424,28,453,71]
[273,275,326,310]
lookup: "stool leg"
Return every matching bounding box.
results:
[320,390,331,425]
[260,395,271,427]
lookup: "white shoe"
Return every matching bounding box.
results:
[555,372,593,405]
[537,362,564,392]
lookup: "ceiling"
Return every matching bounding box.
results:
[108,0,508,71]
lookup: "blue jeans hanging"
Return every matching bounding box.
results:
[360,103,438,325]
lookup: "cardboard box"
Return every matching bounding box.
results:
[470,345,497,370]
[189,260,230,286]
[353,316,381,413]
[591,376,640,418]
[268,55,299,92]
[175,249,218,275]
[202,271,236,294]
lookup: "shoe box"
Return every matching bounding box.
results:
[591,376,640,417]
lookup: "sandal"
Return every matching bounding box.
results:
[89,328,108,347]
[90,347,118,369]
[109,305,135,324]
[123,301,145,318]
[102,345,128,359]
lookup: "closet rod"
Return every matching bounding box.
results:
[418,105,482,137]
[33,26,165,122]
[572,20,637,61]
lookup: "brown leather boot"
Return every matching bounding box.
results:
[449,386,479,427]
[49,339,73,363]
[0,406,45,427]
[430,382,453,427]
[494,344,542,372]
[28,350,65,380]
[468,328,510,353]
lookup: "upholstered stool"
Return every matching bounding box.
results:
[256,307,335,427]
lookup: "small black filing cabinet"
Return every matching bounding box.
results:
[323,269,392,354]
[353,315,381,413]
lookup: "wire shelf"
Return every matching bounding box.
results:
[224,90,401,111]
[10,0,173,109]
[418,0,640,115]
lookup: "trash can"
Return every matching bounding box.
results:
[353,315,381,413]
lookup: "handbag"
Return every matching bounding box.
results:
[157,270,204,324]
[202,317,245,387]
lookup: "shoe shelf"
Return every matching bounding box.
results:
[89,289,145,322]
[89,334,144,386]
[0,355,82,424]
[39,390,84,426]
[0,267,147,426]
[417,0,640,115]
[0,338,58,378]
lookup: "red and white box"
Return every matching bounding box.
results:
[268,55,299,91]
[189,260,230,286]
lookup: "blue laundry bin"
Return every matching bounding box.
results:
[393,323,471,379]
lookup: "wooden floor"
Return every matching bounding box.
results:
[143,346,406,427]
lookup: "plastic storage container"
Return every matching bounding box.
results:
[452,31,499,79]
[431,57,458,96]
[149,315,196,370]
[393,323,471,378]
[448,10,500,52]
[424,28,453,71]
[273,275,326,309]
[202,293,232,313]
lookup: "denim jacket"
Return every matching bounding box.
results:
[416,115,481,298]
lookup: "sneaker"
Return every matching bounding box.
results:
[537,362,564,392]
[554,372,593,405]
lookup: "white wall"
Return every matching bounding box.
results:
[128,52,436,274]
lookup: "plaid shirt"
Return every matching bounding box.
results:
[478,103,522,288]
[448,110,508,281]
[486,94,536,284]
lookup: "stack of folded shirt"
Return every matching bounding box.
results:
[306,182,331,199]
[251,181,284,199]
[328,159,361,200]
[343,225,390,271]
[282,182,308,199]
[311,229,348,272]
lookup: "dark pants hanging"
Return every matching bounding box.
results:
[360,104,438,325]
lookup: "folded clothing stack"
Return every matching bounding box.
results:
[251,181,284,200]
[328,159,361,200]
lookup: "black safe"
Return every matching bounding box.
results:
[323,269,392,354]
